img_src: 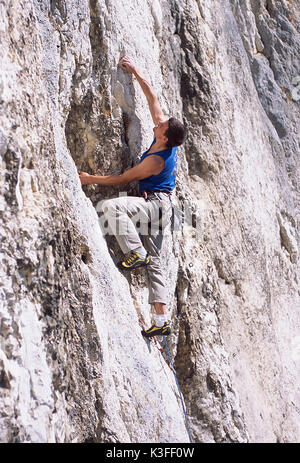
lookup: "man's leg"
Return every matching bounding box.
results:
[141,194,172,337]
[142,233,169,329]
[101,193,172,337]
[101,196,149,255]
[154,302,166,315]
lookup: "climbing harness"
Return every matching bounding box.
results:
[139,190,172,202]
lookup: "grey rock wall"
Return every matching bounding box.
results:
[0,0,299,442]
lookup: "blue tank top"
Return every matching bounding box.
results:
[138,138,178,193]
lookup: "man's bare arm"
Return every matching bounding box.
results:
[120,56,167,125]
[78,154,164,186]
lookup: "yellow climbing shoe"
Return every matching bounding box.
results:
[141,322,171,338]
[117,251,150,271]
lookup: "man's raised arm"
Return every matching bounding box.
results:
[120,56,167,125]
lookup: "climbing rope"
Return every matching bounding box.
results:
[162,336,194,444]
[143,246,193,442]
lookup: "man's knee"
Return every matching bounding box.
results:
[99,198,118,215]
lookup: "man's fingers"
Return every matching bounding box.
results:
[120,56,131,67]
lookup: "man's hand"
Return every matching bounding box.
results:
[119,55,165,125]
[78,170,93,185]
[120,55,136,74]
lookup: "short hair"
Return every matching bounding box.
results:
[164,117,187,148]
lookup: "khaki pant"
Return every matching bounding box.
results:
[100,192,172,304]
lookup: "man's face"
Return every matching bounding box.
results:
[153,120,169,141]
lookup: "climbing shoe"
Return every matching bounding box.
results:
[141,322,171,338]
[117,251,150,271]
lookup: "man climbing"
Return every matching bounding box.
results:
[78,55,187,338]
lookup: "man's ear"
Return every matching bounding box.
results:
[162,130,168,142]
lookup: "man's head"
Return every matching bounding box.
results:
[154,117,187,148]
[164,117,187,148]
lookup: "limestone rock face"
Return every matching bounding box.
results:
[0,0,299,443]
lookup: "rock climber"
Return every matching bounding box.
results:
[78,55,187,338]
